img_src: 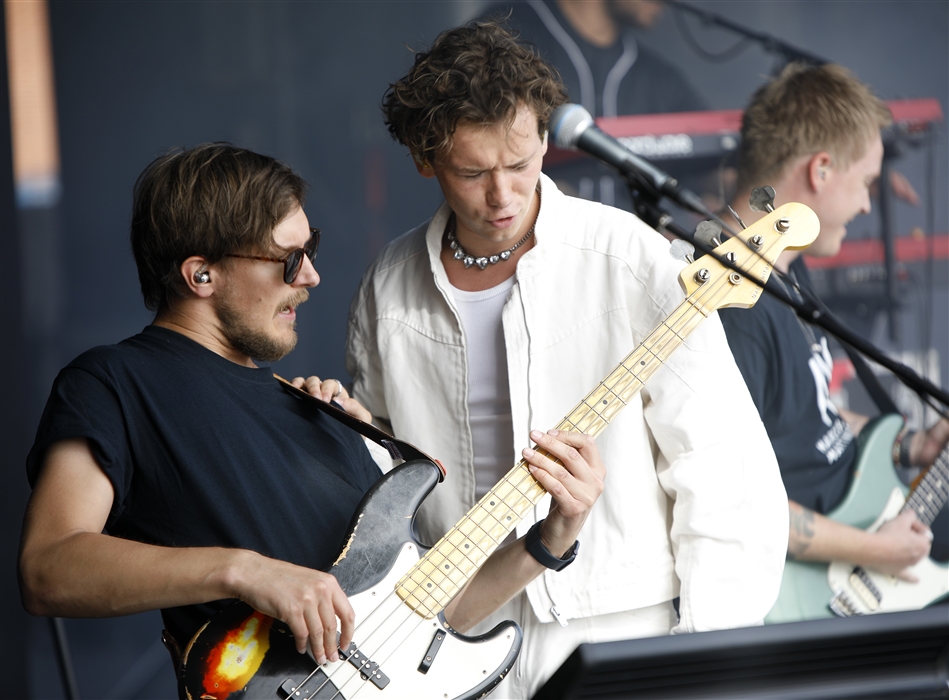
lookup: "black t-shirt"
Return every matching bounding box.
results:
[718,261,858,513]
[27,325,382,646]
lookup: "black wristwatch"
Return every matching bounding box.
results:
[525,519,579,571]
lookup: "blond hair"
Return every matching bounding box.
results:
[736,63,892,195]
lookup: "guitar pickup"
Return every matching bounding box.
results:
[279,675,320,699]
[418,628,447,674]
[339,641,391,689]
[848,567,882,611]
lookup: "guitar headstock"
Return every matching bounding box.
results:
[678,202,820,310]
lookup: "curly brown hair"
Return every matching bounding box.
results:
[736,62,892,196]
[382,19,568,164]
[130,143,307,311]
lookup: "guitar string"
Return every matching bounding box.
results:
[436,219,799,585]
[903,448,949,520]
[401,300,718,607]
[315,472,546,698]
[339,591,505,700]
[830,447,949,615]
[293,589,433,699]
[902,449,949,526]
[340,253,758,689]
[391,227,790,610]
[408,464,542,609]
[296,431,563,691]
[286,226,789,698]
[350,230,781,692]
[333,603,431,700]
[307,237,777,697]
[294,470,546,698]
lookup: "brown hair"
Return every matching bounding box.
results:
[736,62,892,195]
[382,18,568,163]
[130,143,307,310]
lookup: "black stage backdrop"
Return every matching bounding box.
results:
[1,2,946,698]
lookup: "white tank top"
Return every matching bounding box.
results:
[449,276,517,499]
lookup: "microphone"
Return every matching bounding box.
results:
[548,103,713,218]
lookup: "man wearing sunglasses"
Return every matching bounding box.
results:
[18,142,605,683]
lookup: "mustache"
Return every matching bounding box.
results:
[282,289,309,310]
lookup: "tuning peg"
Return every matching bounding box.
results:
[669,238,695,264]
[749,186,776,213]
[694,220,723,250]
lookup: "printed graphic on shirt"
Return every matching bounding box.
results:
[808,337,854,464]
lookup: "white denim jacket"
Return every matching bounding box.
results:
[346,174,788,633]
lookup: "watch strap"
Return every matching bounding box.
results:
[525,519,579,571]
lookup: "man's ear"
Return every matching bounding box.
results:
[180,256,215,298]
[807,152,833,192]
[413,152,435,179]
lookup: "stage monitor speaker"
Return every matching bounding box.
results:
[532,608,948,699]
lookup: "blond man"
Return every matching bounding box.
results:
[718,63,947,587]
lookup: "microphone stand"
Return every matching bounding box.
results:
[624,172,702,243]
[624,176,949,411]
[878,147,900,341]
[668,1,831,70]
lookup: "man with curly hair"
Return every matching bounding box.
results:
[346,20,788,698]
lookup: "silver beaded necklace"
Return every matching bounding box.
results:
[447,187,541,270]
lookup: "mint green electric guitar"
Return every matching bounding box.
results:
[766,413,949,623]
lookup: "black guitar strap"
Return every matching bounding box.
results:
[790,258,900,416]
[275,375,441,467]
[836,341,901,416]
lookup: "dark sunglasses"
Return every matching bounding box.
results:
[226,227,321,284]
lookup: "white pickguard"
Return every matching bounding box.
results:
[314,543,518,700]
[827,488,949,616]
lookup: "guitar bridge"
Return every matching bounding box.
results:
[339,641,391,690]
[829,589,861,617]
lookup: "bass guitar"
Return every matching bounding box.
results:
[180,204,818,700]
[766,413,949,624]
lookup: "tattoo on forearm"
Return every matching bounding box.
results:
[788,507,815,559]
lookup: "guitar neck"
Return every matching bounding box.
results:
[393,202,818,620]
[901,447,949,528]
[395,296,707,618]
[557,297,710,438]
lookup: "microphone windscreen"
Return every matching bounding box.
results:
[549,103,594,150]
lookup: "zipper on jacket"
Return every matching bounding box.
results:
[518,268,569,630]
[550,605,569,628]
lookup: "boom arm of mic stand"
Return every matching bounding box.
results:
[878,152,900,342]
[775,284,949,410]
[625,175,696,241]
[625,178,949,409]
